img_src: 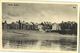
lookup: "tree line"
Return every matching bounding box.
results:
[2,20,77,35]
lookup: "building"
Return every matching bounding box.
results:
[52,23,61,31]
[38,24,44,32]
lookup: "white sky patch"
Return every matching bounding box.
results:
[2,3,77,23]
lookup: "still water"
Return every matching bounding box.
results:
[2,30,77,51]
[3,39,77,51]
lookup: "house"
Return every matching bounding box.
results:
[52,23,61,31]
[38,24,44,32]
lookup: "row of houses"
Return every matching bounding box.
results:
[2,20,77,35]
[2,20,61,31]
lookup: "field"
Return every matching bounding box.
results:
[2,30,77,51]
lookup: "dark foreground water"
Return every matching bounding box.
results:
[2,30,77,51]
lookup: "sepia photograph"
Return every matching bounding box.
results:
[2,2,77,51]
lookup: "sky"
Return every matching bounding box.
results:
[2,3,77,23]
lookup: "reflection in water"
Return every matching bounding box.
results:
[2,30,77,51]
[59,38,77,51]
[3,39,77,51]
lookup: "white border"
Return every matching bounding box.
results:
[0,1,79,53]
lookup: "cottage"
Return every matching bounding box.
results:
[52,23,61,31]
[38,24,44,32]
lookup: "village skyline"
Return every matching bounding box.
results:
[2,20,77,35]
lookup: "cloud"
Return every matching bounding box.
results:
[2,3,77,23]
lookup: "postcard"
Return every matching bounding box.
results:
[0,0,79,53]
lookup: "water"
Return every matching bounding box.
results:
[3,39,77,51]
[2,30,77,51]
